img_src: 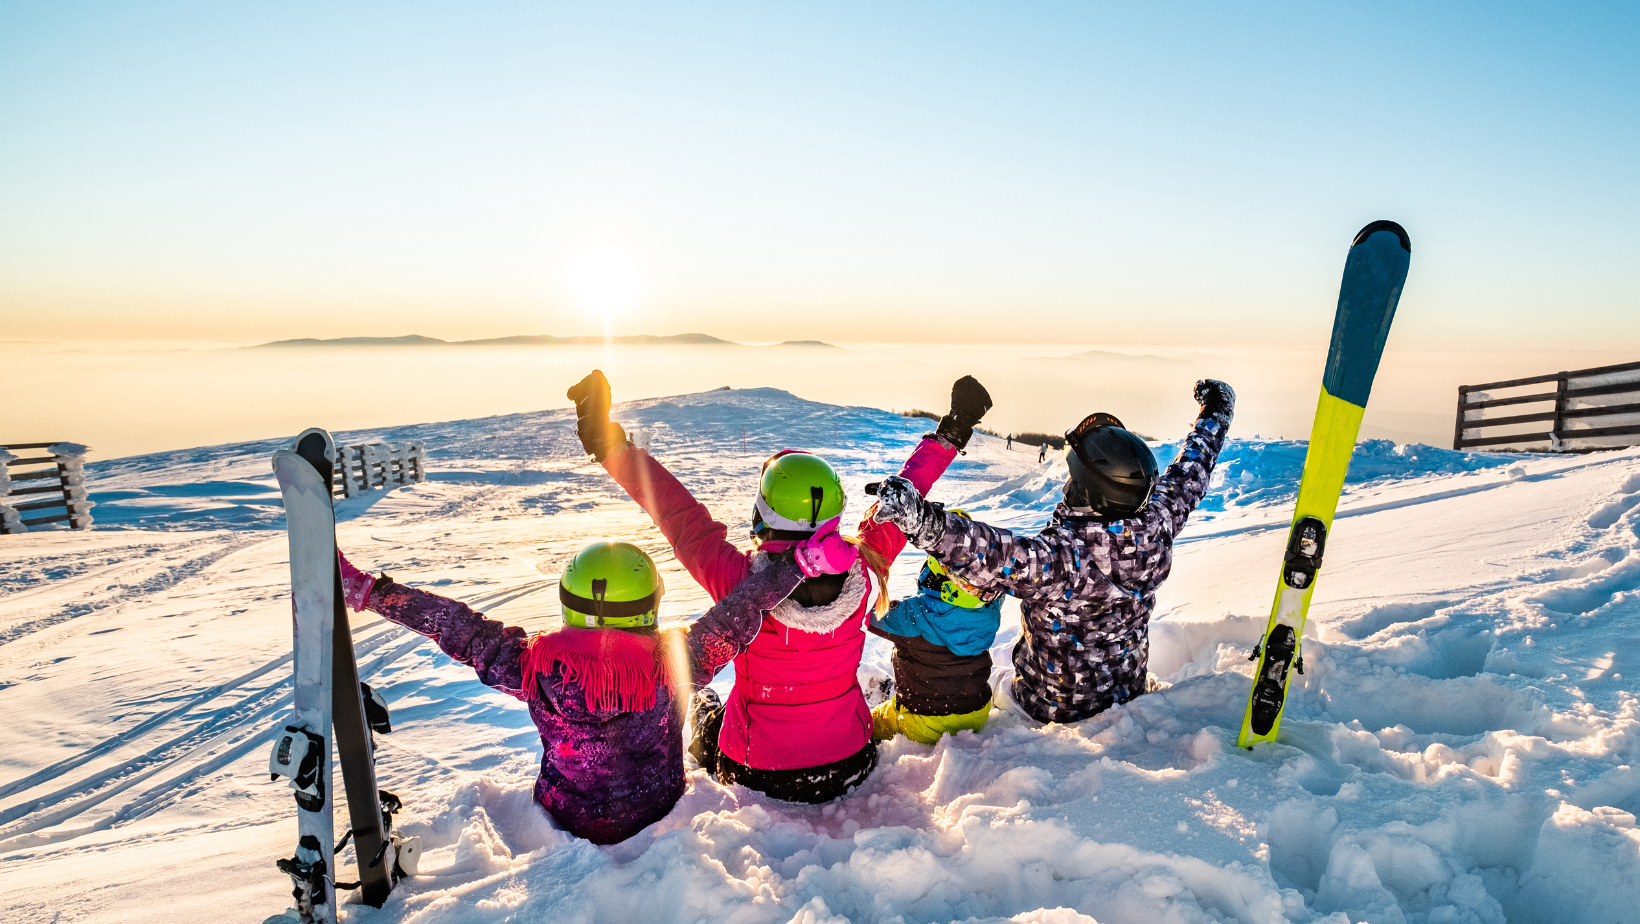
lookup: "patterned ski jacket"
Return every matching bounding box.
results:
[922,413,1228,723]
[361,557,804,844]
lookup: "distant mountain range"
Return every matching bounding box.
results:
[246,333,840,350]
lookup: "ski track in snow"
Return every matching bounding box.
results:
[2,388,1639,924]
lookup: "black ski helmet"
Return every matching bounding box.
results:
[1062,412,1158,517]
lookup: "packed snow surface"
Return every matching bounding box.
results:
[3,388,1639,924]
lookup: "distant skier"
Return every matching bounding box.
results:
[333,536,846,844]
[869,380,1234,724]
[1038,442,1048,463]
[868,509,1006,744]
[568,370,992,802]
[1006,434,1013,450]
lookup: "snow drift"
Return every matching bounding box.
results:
[2,388,1638,924]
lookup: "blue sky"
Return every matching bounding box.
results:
[1,1,1635,348]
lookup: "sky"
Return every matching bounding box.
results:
[2,1,1637,351]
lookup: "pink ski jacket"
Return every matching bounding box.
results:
[603,437,957,770]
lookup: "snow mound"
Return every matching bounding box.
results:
[3,390,1640,924]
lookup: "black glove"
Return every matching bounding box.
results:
[934,375,993,451]
[566,370,629,462]
[1194,379,1235,426]
[870,475,947,548]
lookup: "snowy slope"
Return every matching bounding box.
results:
[2,388,1638,924]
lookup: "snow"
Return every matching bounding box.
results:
[3,387,1640,923]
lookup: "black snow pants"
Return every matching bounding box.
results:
[690,691,877,804]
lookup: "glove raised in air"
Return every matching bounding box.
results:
[934,375,993,451]
[1194,379,1235,426]
[566,370,630,462]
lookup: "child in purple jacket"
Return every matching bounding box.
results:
[337,535,848,845]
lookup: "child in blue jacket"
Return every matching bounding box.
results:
[868,510,1006,744]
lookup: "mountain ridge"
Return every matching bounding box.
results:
[246,333,842,350]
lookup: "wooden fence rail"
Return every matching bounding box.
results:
[334,441,427,498]
[1454,360,1640,453]
[0,442,94,534]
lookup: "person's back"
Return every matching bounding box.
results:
[870,380,1235,724]
[724,574,875,768]
[521,627,682,843]
[869,513,1005,744]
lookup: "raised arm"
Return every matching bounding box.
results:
[857,435,959,562]
[921,513,1067,599]
[602,446,749,602]
[857,375,989,561]
[343,556,530,698]
[568,370,749,602]
[1142,379,1234,539]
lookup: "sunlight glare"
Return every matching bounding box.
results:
[568,247,641,340]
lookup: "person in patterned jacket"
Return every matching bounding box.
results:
[869,379,1234,724]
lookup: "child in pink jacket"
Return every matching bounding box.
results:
[566,372,992,803]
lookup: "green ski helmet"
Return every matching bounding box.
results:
[558,541,664,628]
[751,450,847,540]
[916,510,1000,608]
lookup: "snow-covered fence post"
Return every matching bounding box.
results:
[0,448,19,534]
[408,442,426,481]
[334,444,360,497]
[331,441,427,497]
[362,443,386,490]
[0,442,93,533]
[52,443,94,529]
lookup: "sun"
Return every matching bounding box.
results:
[568,247,641,338]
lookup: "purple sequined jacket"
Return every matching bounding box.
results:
[363,557,805,844]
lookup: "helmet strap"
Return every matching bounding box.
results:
[559,583,659,626]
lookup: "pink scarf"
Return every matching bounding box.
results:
[519,626,661,713]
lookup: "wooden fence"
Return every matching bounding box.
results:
[0,442,93,534]
[1454,360,1640,453]
[334,441,427,498]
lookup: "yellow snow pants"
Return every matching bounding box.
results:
[871,697,991,745]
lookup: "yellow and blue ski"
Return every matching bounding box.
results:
[1237,220,1411,749]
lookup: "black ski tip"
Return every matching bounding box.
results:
[295,432,329,468]
[1353,219,1410,254]
[291,427,336,482]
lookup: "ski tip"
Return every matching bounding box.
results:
[291,428,336,467]
[1352,219,1410,254]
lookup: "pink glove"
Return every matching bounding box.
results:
[337,550,378,612]
[793,518,860,577]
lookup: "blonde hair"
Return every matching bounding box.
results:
[847,536,892,617]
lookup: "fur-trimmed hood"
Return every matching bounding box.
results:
[752,552,872,635]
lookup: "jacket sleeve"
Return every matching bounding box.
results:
[923,414,1231,599]
[1139,413,1229,540]
[858,436,960,563]
[364,578,529,697]
[922,514,1068,599]
[683,555,806,685]
[602,446,749,603]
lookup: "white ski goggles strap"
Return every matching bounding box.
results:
[753,494,847,533]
